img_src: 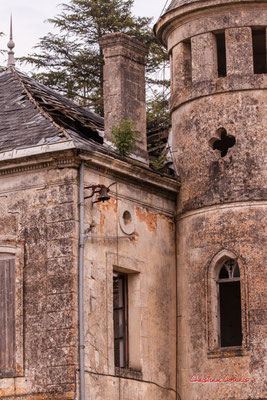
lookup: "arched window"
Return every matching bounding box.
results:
[217,259,242,347]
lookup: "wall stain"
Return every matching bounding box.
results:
[135,207,158,232]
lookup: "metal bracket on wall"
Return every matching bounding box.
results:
[83,234,135,243]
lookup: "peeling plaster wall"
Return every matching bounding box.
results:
[82,167,177,400]
[0,157,178,400]
[0,164,79,400]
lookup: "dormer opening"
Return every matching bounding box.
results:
[252,28,267,74]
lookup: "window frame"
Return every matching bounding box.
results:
[216,259,242,348]
[113,271,129,369]
[106,252,142,378]
[0,244,24,378]
[252,28,267,74]
[215,31,227,78]
[207,249,249,358]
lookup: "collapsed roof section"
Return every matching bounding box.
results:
[0,67,175,176]
[0,67,104,153]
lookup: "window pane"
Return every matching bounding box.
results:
[252,29,267,74]
[114,339,121,367]
[219,265,229,279]
[118,309,124,338]
[219,281,242,347]
[113,275,119,308]
[113,272,128,368]
[233,264,240,277]
[216,32,227,77]
[218,259,239,279]
[113,310,120,339]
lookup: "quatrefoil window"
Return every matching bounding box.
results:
[209,128,236,157]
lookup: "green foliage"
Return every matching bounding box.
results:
[20,0,168,116]
[148,136,170,170]
[150,153,168,171]
[0,32,6,70]
[147,90,170,131]
[111,119,139,157]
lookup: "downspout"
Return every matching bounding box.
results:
[79,160,85,400]
[175,210,180,400]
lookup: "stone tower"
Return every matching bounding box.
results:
[155,1,267,399]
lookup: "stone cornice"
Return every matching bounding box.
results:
[155,0,267,47]
[0,147,180,200]
[80,150,180,199]
[0,152,80,177]
[170,78,267,112]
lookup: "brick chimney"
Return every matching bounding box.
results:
[99,32,149,163]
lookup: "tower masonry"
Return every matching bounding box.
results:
[156,1,266,399]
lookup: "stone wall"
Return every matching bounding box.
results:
[82,163,178,400]
[177,205,266,400]
[0,157,79,399]
[0,151,179,400]
[156,0,267,399]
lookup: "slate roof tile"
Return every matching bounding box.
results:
[0,67,104,152]
[0,67,175,176]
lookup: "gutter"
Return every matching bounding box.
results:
[0,140,76,161]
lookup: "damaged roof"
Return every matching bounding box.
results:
[0,67,175,176]
[0,67,104,152]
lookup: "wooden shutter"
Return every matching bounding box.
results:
[0,259,15,375]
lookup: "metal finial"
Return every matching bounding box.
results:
[7,15,15,67]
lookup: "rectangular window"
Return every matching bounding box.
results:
[183,40,192,82]
[0,258,16,376]
[215,32,227,77]
[113,272,128,368]
[252,29,267,74]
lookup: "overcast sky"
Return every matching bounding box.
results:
[0,0,169,70]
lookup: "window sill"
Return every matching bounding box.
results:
[115,367,142,380]
[208,346,249,359]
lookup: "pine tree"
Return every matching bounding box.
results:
[21,0,168,115]
[0,32,6,70]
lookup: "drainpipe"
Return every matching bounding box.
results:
[79,160,85,400]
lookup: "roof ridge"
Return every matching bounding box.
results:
[9,67,72,141]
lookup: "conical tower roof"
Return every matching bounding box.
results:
[167,0,200,12]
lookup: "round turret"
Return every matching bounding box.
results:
[155,2,266,399]
[156,0,267,212]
